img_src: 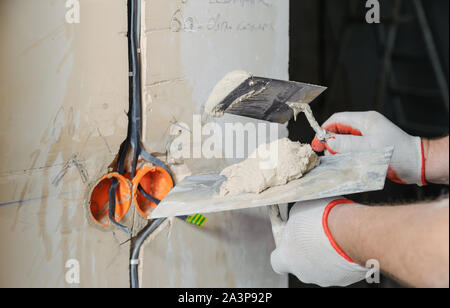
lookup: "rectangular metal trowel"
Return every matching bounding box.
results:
[149,72,393,220]
[204,71,331,140]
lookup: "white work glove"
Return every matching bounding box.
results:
[270,198,367,287]
[312,111,427,186]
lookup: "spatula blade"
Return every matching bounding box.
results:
[212,76,326,124]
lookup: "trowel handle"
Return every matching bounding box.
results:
[303,108,333,142]
[291,102,332,142]
[268,205,287,247]
[315,127,333,143]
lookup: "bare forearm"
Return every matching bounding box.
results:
[328,198,449,288]
[423,137,449,185]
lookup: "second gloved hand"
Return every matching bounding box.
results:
[270,198,368,287]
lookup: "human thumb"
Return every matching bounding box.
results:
[271,246,290,275]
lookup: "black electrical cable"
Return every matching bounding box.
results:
[127,0,142,180]
[130,217,166,288]
[107,0,142,233]
[108,179,131,234]
[138,185,161,205]
[139,150,173,177]
[123,0,175,289]
[103,0,178,289]
[108,138,132,233]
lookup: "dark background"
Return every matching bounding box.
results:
[288,0,449,288]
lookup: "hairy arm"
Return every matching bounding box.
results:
[423,136,449,185]
[328,198,449,288]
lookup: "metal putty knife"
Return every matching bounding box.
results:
[204,71,330,140]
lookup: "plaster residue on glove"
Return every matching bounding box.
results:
[220,138,320,196]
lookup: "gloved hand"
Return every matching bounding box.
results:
[271,198,368,287]
[312,111,427,186]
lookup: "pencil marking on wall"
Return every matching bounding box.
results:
[52,153,89,187]
[97,128,113,154]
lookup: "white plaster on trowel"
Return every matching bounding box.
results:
[204,70,252,116]
[220,138,320,196]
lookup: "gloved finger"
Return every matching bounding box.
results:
[290,197,344,215]
[312,113,366,153]
[325,134,377,154]
[323,123,363,136]
[311,134,338,153]
[313,137,339,155]
[270,248,289,275]
[387,166,408,184]
[321,112,374,134]
[311,136,326,152]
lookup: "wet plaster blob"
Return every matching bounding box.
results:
[204,70,252,116]
[220,138,320,196]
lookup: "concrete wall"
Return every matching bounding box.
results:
[0,0,289,287]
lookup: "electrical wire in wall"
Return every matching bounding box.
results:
[86,0,207,288]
